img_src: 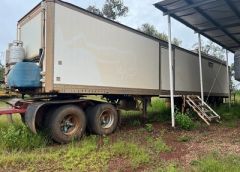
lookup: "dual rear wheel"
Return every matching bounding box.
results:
[86,103,118,135]
[46,103,118,143]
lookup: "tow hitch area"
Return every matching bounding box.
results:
[0,99,29,116]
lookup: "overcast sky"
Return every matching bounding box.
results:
[0,0,234,64]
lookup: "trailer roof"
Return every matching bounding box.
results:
[154,0,240,53]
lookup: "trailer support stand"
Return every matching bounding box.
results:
[142,98,148,120]
[167,15,175,128]
[198,33,204,105]
[226,50,231,108]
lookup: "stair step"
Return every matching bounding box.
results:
[202,110,211,113]
[185,95,220,125]
[209,116,219,119]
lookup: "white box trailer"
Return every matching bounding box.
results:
[3,0,229,143]
[14,0,228,97]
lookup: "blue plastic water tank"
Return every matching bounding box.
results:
[7,62,41,88]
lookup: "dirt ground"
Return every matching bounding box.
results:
[115,119,240,171]
[1,115,240,172]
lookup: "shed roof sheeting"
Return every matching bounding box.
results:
[154,0,240,53]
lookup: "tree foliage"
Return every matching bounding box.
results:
[138,23,182,46]
[87,0,128,20]
[192,41,237,90]
[192,40,225,60]
[86,5,103,16]
[0,53,4,83]
[0,66,4,83]
[102,0,128,20]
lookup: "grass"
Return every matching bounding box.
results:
[122,98,171,127]
[0,124,47,151]
[177,135,192,142]
[151,163,181,172]
[147,98,171,122]
[0,134,152,171]
[51,137,151,171]
[151,138,171,153]
[191,152,240,172]
[0,147,62,171]
[111,141,150,168]
[214,96,240,128]
[63,136,110,171]
[146,136,171,153]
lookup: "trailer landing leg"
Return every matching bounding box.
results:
[142,98,148,121]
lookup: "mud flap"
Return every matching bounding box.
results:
[25,102,46,134]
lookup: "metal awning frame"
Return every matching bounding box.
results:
[157,0,234,127]
[155,0,240,53]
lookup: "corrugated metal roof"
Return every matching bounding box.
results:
[154,0,240,53]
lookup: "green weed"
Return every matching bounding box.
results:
[145,123,154,132]
[0,124,47,151]
[175,112,195,130]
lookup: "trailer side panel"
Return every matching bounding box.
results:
[53,4,160,93]
[20,12,42,59]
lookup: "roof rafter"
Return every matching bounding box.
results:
[154,3,233,52]
[201,23,240,32]
[163,0,217,16]
[184,0,240,46]
[224,0,240,19]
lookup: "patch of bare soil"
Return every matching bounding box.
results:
[108,157,133,172]
[157,123,240,168]
[111,119,240,171]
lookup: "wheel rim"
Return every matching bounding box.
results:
[60,114,80,136]
[99,109,114,129]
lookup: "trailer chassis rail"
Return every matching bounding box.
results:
[0,99,29,116]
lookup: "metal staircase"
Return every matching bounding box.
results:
[185,95,220,125]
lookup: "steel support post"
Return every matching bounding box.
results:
[168,15,175,127]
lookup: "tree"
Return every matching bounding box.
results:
[192,40,238,92]
[0,52,4,83]
[86,5,103,16]
[87,0,128,20]
[0,65,4,83]
[230,64,236,91]
[102,0,128,20]
[192,40,225,60]
[138,23,182,46]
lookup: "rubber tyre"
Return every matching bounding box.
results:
[47,105,86,144]
[86,104,118,135]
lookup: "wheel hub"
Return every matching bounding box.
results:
[99,109,114,129]
[60,114,80,135]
